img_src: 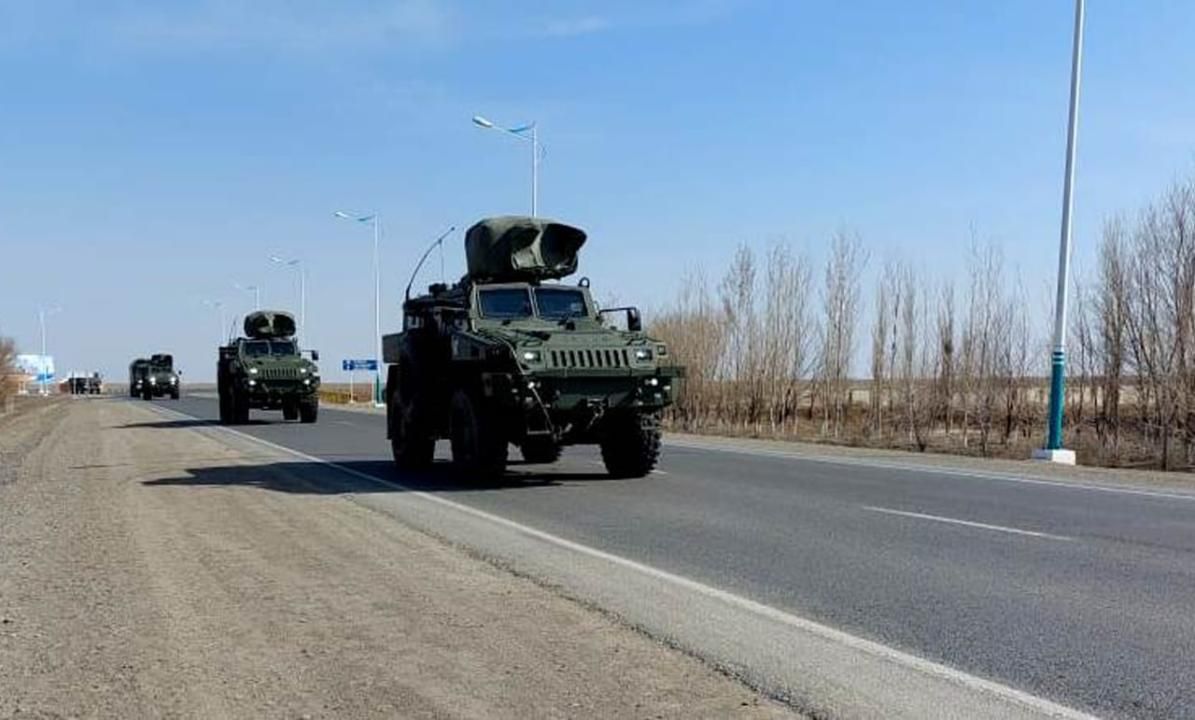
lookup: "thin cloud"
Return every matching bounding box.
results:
[542,16,612,38]
[536,0,745,39]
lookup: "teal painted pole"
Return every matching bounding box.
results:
[1043,0,1085,452]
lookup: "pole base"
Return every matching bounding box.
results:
[1032,448,1076,466]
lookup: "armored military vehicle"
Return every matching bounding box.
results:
[382,216,683,478]
[129,354,179,400]
[217,310,320,424]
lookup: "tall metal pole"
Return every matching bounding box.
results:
[299,266,307,347]
[38,308,47,396]
[373,214,383,406]
[1041,0,1086,459]
[531,123,539,217]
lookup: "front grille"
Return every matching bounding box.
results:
[548,348,630,369]
[259,367,301,381]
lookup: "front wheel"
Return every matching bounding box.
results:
[298,399,319,424]
[449,390,507,478]
[600,412,661,478]
[142,386,152,401]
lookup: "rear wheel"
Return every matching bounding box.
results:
[298,399,318,424]
[600,412,661,478]
[449,390,507,478]
[520,437,562,464]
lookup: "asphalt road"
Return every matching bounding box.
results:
[142,395,1195,719]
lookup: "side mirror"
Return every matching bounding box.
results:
[311,350,320,362]
[598,306,643,333]
[626,307,642,333]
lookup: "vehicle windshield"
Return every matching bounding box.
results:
[243,340,297,357]
[478,288,533,319]
[535,287,588,320]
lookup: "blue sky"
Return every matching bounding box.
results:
[1,1,1194,381]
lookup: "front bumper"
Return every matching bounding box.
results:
[243,378,319,408]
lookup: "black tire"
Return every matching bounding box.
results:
[600,412,661,478]
[218,390,232,424]
[520,437,562,464]
[449,390,507,478]
[170,389,180,400]
[298,399,318,424]
[233,390,250,424]
[282,401,298,421]
[388,344,435,470]
[390,399,435,470]
[142,386,152,401]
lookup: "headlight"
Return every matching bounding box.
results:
[300,367,308,374]
[248,379,257,387]
[634,348,654,361]
[170,377,177,384]
[645,377,660,387]
[249,367,259,375]
[521,350,542,363]
[149,377,157,384]
[303,379,311,386]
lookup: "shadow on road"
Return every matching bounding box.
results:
[121,419,278,429]
[141,459,623,495]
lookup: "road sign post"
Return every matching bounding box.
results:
[343,359,379,404]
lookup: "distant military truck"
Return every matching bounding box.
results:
[130,353,180,400]
[128,358,149,397]
[217,310,320,424]
[383,216,683,478]
[68,373,102,395]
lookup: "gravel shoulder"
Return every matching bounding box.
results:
[0,398,797,719]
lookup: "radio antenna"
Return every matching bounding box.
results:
[405,225,456,301]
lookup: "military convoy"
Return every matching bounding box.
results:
[128,354,180,400]
[382,216,682,478]
[217,310,320,424]
[124,216,677,478]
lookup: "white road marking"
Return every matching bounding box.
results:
[144,401,1097,720]
[664,438,1195,503]
[862,506,1073,541]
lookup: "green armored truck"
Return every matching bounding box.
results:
[218,311,320,424]
[129,354,180,400]
[383,216,683,478]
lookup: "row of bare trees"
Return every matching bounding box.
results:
[1072,178,1195,468]
[652,175,1195,469]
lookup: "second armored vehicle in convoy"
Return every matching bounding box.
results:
[129,354,180,400]
[217,311,320,424]
[383,216,683,478]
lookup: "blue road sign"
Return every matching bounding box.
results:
[342,359,379,372]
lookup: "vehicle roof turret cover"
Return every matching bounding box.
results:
[464,216,586,283]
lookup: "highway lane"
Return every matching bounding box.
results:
[143,395,1195,719]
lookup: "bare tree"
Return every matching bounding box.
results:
[0,335,17,405]
[818,231,867,438]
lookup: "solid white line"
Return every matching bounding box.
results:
[664,438,1195,503]
[863,506,1073,541]
[144,401,1097,720]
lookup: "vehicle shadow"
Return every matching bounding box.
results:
[121,419,273,429]
[141,459,623,495]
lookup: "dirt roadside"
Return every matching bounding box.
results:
[0,398,798,719]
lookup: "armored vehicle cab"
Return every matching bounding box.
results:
[129,358,149,398]
[217,311,320,424]
[383,216,683,478]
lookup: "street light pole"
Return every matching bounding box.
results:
[335,210,385,406]
[473,115,541,217]
[1035,0,1085,466]
[37,306,60,396]
[270,256,306,344]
